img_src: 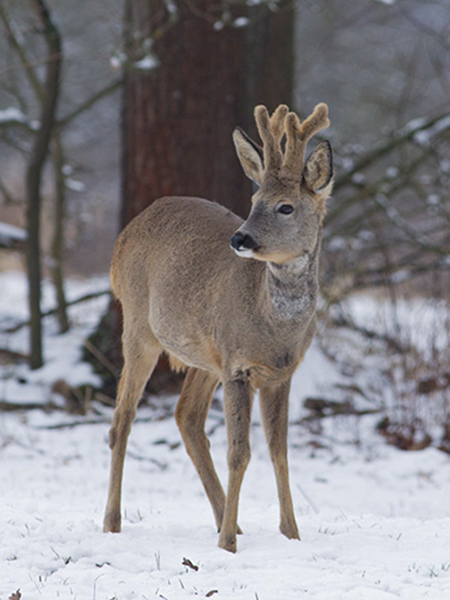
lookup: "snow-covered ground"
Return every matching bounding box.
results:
[1,271,450,600]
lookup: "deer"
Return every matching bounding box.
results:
[103,102,333,553]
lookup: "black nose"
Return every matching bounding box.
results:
[230,232,258,250]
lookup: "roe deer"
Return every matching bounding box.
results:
[103,103,333,553]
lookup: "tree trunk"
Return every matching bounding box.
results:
[122,1,249,225]
[88,0,294,395]
[26,0,62,369]
[50,132,70,334]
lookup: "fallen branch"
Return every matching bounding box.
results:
[0,400,59,411]
[302,396,381,420]
[0,348,29,363]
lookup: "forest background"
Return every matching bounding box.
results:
[1,0,450,447]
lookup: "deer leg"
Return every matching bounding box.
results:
[218,377,253,553]
[103,327,161,534]
[174,368,228,531]
[259,380,300,540]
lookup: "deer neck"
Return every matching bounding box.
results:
[264,226,322,322]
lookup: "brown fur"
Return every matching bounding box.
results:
[103,104,334,552]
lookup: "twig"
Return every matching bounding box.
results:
[330,313,408,354]
[295,483,319,514]
[1,289,110,333]
[83,339,120,379]
[57,79,122,129]
[182,557,199,571]
[0,400,59,411]
[126,450,167,470]
[0,348,29,363]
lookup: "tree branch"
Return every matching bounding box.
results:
[57,78,122,129]
[333,111,450,194]
[0,4,44,102]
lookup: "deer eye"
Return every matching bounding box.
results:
[277,204,294,215]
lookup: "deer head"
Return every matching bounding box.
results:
[230,103,333,265]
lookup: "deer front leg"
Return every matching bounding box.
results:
[218,377,253,553]
[259,379,300,541]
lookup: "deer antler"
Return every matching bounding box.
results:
[283,103,330,178]
[252,103,329,181]
[254,104,289,174]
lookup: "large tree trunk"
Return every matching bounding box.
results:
[89,0,294,395]
[122,1,246,224]
[122,1,293,224]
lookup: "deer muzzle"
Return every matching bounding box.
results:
[230,231,259,258]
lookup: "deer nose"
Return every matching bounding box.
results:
[230,231,258,251]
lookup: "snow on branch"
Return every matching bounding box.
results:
[0,107,39,131]
[0,222,27,248]
[335,111,450,192]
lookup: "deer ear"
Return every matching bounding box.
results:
[233,127,264,186]
[303,140,333,193]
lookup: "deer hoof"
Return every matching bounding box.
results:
[280,521,300,540]
[103,512,121,533]
[218,532,237,553]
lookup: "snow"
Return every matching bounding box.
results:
[134,54,160,71]
[65,178,86,193]
[0,107,27,124]
[234,17,250,28]
[0,222,26,247]
[1,406,450,599]
[164,0,178,15]
[110,52,127,71]
[0,107,40,131]
[0,271,109,406]
[403,114,450,146]
[0,270,450,599]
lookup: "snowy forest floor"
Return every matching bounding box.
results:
[0,271,450,600]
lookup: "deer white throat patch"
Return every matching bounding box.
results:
[268,253,312,319]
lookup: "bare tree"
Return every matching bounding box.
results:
[0,0,121,366]
[25,0,62,369]
[321,111,450,301]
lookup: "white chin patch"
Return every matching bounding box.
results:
[233,247,254,258]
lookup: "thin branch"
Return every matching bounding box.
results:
[0,4,44,102]
[0,178,22,205]
[0,118,37,134]
[333,111,450,195]
[400,4,450,51]
[1,289,111,333]
[329,312,408,354]
[57,78,122,129]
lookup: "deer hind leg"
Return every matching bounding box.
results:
[103,324,161,534]
[174,368,227,531]
[218,377,253,553]
[259,380,300,540]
